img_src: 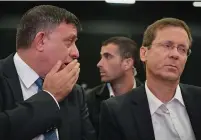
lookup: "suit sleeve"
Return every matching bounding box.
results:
[98,100,122,140]
[78,86,97,140]
[0,91,61,140]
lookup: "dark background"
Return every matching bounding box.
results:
[0,1,200,89]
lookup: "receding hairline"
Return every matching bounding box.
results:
[152,25,191,46]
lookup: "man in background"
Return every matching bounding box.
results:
[99,18,201,140]
[86,36,141,136]
[0,5,96,140]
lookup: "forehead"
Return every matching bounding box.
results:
[100,43,119,55]
[154,26,190,45]
[50,22,77,39]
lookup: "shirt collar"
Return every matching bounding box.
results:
[174,84,185,106]
[13,53,39,88]
[145,81,185,116]
[107,78,136,97]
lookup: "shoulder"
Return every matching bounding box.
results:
[102,89,134,112]
[180,83,201,96]
[102,85,145,112]
[180,83,201,90]
[85,84,106,98]
[86,84,106,95]
[0,57,8,72]
[87,84,106,94]
[0,54,15,75]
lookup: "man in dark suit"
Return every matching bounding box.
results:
[0,5,96,140]
[99,18,201,140]
[86,36,141,136]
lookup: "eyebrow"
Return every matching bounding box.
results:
[63,35,77,41]
[101,52,114,57]
[162,40,174,44]
[163,40,188,47]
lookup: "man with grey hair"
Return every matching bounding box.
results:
[0,5,96,140]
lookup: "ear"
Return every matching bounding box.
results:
[122,58,133,71]
[32,31,46,52]
[140,46,148,63]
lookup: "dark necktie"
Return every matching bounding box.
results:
[35,77,58,140]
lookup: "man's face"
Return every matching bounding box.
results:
[97,43,125,82]
[42,23,79,74]
[140,26,190,81]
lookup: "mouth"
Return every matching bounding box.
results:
[60,62,69,70]
[165,65,178,70]
[64,62,69,66]
[99,71,106,76]
[166,65,177,67]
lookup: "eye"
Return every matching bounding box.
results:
[163,43,172,48]
[103,53,112,59]
[178,45,187,53]
[65,40,73,47]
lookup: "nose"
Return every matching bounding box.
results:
[97,59,103,68]
[70,44,79,59]
[169,46,179,60]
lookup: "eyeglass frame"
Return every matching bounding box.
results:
[145,41,192,57]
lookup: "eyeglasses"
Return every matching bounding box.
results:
[148,41,191,56]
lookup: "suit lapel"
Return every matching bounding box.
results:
[130,85,155,140]
[2,54,23,102]
[95,84,110,120]
[180,84,201,139]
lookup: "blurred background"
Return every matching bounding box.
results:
[0,1,200,90]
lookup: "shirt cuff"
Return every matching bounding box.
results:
[43,90,60,109]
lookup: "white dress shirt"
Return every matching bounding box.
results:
[14,53,59,140]
[145,81,195,140]
[107,78,136,97]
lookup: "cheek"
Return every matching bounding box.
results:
[179,58,187,71]
[48,46,68,63]
[110,64,122,74]
[56,44,68,56]
[147,52,165,69]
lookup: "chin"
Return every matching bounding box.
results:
[161,73,180,81]
[101,78,108,83]
[101,77,111,83]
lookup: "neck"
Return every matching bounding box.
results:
[111,72,135,96]
[17,49,45,78]
[146,72,179,103]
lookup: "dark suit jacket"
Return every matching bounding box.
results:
[0,54,96,140]
[86,79,142,136]
[0,91,60,140]
[99,84,201,140]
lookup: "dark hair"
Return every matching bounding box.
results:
[16,5,82,49]
[102,36,139,67]
[142,17,192,47]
